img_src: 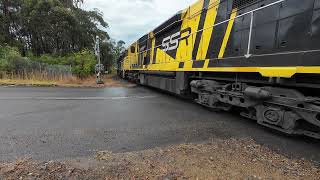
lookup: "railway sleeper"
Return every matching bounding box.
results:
[190,80,320,139]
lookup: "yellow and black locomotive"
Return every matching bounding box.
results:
[118,0,320,139]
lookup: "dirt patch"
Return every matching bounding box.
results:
[1,138,319,180]
[58,75,136,88]
[102,75,137,88]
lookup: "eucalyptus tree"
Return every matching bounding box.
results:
[60,0,83,8]
[0,0,109,56]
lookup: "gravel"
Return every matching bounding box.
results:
[1,138,319,180]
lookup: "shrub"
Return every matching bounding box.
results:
[0,45,22,72]
[1,46,96,78]
[27,49,96,78]
[71,49,96,78]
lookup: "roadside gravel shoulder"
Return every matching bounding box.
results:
[1,138,319,179]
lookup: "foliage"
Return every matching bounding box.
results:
[0,0,109,55]
[0,45,22,72]
[28,49,97,78]
[0,45,97,78]
[101,40,126,72]
[71,49,96,78]
[0,0,126,76]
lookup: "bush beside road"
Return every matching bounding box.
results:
[0,46,97,79]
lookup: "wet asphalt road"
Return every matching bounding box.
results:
[0,85,319,163]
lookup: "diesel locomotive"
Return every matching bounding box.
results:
[118,0,320,139]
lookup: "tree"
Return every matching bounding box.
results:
[0,0,109,56]
[59,0,83,8]
[0,0,125,77]
[98,39,126,72]
[100,40,115,72]
[72,49,96,78]
[0,0,24,49]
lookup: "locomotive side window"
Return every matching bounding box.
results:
[130,46,135,53]
[232,0,259,9]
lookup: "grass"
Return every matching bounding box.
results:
[0,78,58,86]
[0,72,95,87]
[0,72,135,88]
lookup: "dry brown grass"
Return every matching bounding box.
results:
[0,71,73,86]
[0,73,136,88]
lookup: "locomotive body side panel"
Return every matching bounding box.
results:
[123,0,320,78]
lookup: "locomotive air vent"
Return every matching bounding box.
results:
[232,0,259,9]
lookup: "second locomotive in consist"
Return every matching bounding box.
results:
[118,0,320,139]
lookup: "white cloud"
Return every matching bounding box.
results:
[82,0,196,45]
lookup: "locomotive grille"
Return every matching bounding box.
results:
[232,0,259,9]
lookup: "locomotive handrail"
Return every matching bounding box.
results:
[130,0,286,65]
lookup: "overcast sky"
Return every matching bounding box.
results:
[83,0,196,45]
